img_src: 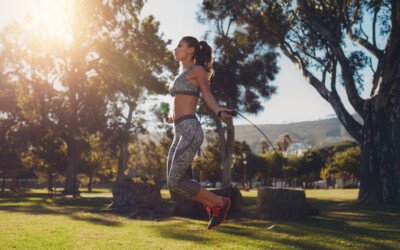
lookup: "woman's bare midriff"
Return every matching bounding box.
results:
[173,95,199,121]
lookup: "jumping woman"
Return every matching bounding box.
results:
[166,36,233,229]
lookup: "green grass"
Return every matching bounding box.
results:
[0,188,399,249]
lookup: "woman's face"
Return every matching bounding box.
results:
[174,40,194,61]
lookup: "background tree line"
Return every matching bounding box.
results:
[192,133,361,190]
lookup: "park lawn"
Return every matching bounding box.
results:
[0,188,399,249]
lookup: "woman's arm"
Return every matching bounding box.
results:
[193,67,232,119]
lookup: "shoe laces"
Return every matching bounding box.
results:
[204,205,211,214]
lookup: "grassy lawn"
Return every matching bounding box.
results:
[0,188,399,249]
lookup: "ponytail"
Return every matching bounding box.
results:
[182,36,214,78]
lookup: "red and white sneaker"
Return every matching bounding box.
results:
[207,197,231,230]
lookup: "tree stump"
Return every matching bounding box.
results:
[257,187,315,220]
[108,181,170,218]
[171,187,242,218]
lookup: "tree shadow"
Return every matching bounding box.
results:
[0,192,124,227]
[144,195,398,249]
[217,198,400,249]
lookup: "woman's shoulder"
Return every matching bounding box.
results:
[189,65,207,76]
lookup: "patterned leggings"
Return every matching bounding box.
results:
[167,115,203,198]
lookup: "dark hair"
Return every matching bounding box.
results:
[182,36,214,78]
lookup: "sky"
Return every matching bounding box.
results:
[0,0,373,125]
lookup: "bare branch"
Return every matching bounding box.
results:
[298,0,365,116]
[343,2,383,58]
[280,42,330,101]
[280,42,363,142]
[346,29,383,58]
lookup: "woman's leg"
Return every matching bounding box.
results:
[191,187,224,208]
[167,117,225,209]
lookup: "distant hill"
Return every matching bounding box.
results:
[141,115,361,154]
[234,116,359,153]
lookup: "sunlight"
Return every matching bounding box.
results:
[28,0,72,44]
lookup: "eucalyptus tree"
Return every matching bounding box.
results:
[100,13,178,184]
[0,1,157,194]
[202,0,400,203]
[0,15,68,191]
[198,2,279,187]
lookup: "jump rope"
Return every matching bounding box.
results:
[217,110,279,155]
[200,111,283,174]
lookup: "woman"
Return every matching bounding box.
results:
[166,36,233,230]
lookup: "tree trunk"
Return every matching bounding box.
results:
[10,170,17,191]
[1,159,5,192]
[116,140,129,183]
[47,171,53,192]
[220,120,234,188]
[358,96,400,204]
[88,174,93,192]
[116,104,134,184]
[1,171,5,192]
[64,137,77,195]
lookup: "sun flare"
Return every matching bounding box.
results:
[28,0,72,44]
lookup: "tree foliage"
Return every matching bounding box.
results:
[330,146,361,187]
[0,0,177,193]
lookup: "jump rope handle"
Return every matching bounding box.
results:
[218,110,237,118]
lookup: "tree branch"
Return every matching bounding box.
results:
[280,42,363,142]
[346,30,383,58]
[372,4,379,49]
[280,42,330,101]
[298,0,365,116]
[329,60,363,142]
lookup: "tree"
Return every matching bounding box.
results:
[258,140,270,154]
[78,132,115,192]
[0,14,69,192]
[330,146,361,188]
[1,0,177,195]
[274,133,293,152]
[259,151,286,186]
[298,150,325,188]
[204,0,400,203]
[192,139,223,187]
[320,167,330,189]
[102,11,178,184]
[198,2,280,187]
[232,140,263,187]
[0,69,22,191]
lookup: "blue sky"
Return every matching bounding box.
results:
[1,0,373,125]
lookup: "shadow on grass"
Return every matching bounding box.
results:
[0,192,124,227]
[222,198,400,249]
[1,190,399,249]
[149,195,400,249]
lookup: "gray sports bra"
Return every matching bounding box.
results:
[169,65,201,97]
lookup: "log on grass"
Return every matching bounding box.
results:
[257,187,316,220]
[171,187,242,218]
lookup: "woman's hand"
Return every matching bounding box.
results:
[165,117,174,124]
[218,107,234,120]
